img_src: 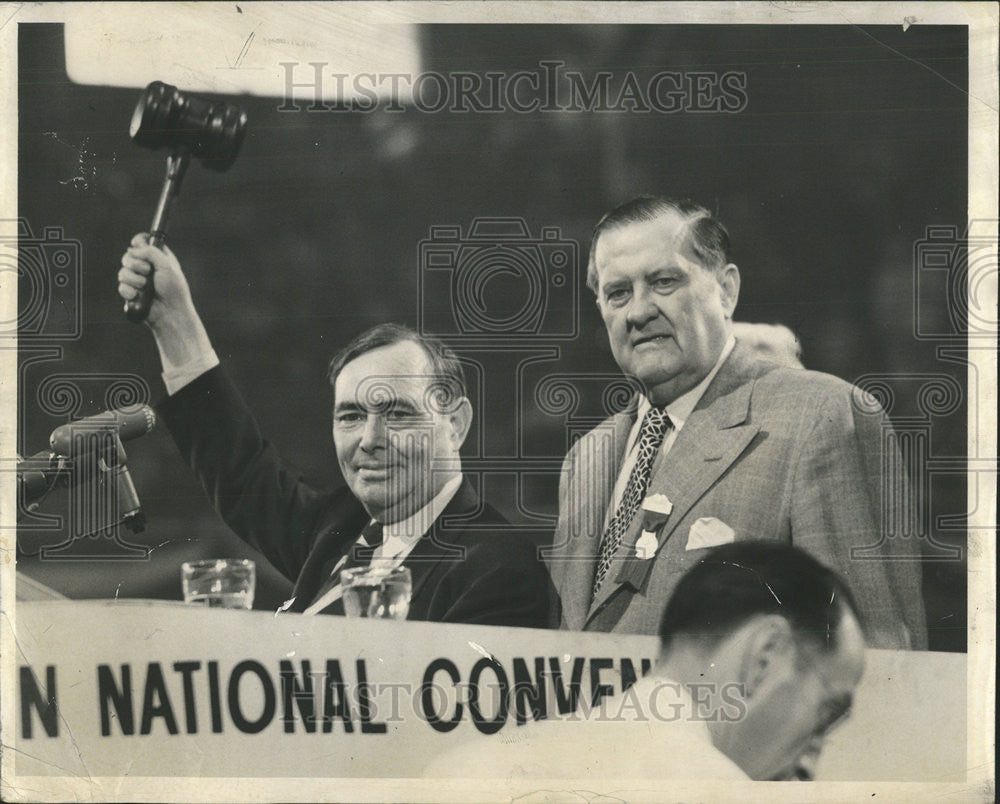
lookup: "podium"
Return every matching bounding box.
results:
[4,600,966,794]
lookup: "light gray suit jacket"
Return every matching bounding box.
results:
[547,341,928,650]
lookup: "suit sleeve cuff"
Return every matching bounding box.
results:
[162,349,220,395]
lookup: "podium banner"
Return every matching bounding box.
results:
[7,600,965,782]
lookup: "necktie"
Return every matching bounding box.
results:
[591,406,671,601]
[343,520,385,570]
[308,520,384,613]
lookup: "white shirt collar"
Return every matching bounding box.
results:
[629,673,701,722]
[626,672,748,778]
[635,334,736,431]
[376,474,463,559]
[301,476,465,616]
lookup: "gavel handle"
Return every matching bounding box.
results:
[124,149,190,322]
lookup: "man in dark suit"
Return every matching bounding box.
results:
[118,234,552,626]
[547,196,927,648]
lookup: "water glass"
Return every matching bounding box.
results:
[341,565,411,619]
[181,559,256,609]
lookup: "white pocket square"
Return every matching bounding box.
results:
[685,517,736,551]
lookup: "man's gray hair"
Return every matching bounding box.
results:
[327,323,467,410]
[586,195,732,293]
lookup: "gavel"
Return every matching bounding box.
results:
[124,81,248,322]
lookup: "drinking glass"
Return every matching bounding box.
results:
[341,565,411,619]
[181,558,256,609]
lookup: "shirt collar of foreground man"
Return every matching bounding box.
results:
[652,545,866,782]
[426,540,867,782]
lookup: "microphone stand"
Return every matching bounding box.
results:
[16,451,71,518]
[93,434,146,535]
[17,431,148,558]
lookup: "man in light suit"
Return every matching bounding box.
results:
[118,234,553,625]
[548,196,926,648]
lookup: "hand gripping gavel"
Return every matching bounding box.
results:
[124,81,248,322]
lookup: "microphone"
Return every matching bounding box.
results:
[17,405,154,533]
[95,437,146,534]
[16,451,66,508]
[49,405,156,456]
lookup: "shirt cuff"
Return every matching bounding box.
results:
[162,349,221,395]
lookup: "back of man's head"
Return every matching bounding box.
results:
[732,321,804,368]
[658,540,863,655]
[657,541,866,781]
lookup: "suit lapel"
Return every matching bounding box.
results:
[293,479,479,616]
[402,479,478,610]
[584,343,766,626]
[558,408,636,631]
[289,499,370,612]
[644,383,758,545]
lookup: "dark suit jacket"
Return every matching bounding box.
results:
[547,341,928,649]
[158,365,553,627]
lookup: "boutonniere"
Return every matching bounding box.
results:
[635,493,673,560]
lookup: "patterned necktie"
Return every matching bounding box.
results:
[592,406,671,601]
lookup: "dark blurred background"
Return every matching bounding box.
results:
[14,23,968,650]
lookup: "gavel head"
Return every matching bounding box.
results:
[129,81,248,171]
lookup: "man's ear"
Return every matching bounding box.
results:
[718,263,741,318]
[447,397,473,450]
[738,615,796,697]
